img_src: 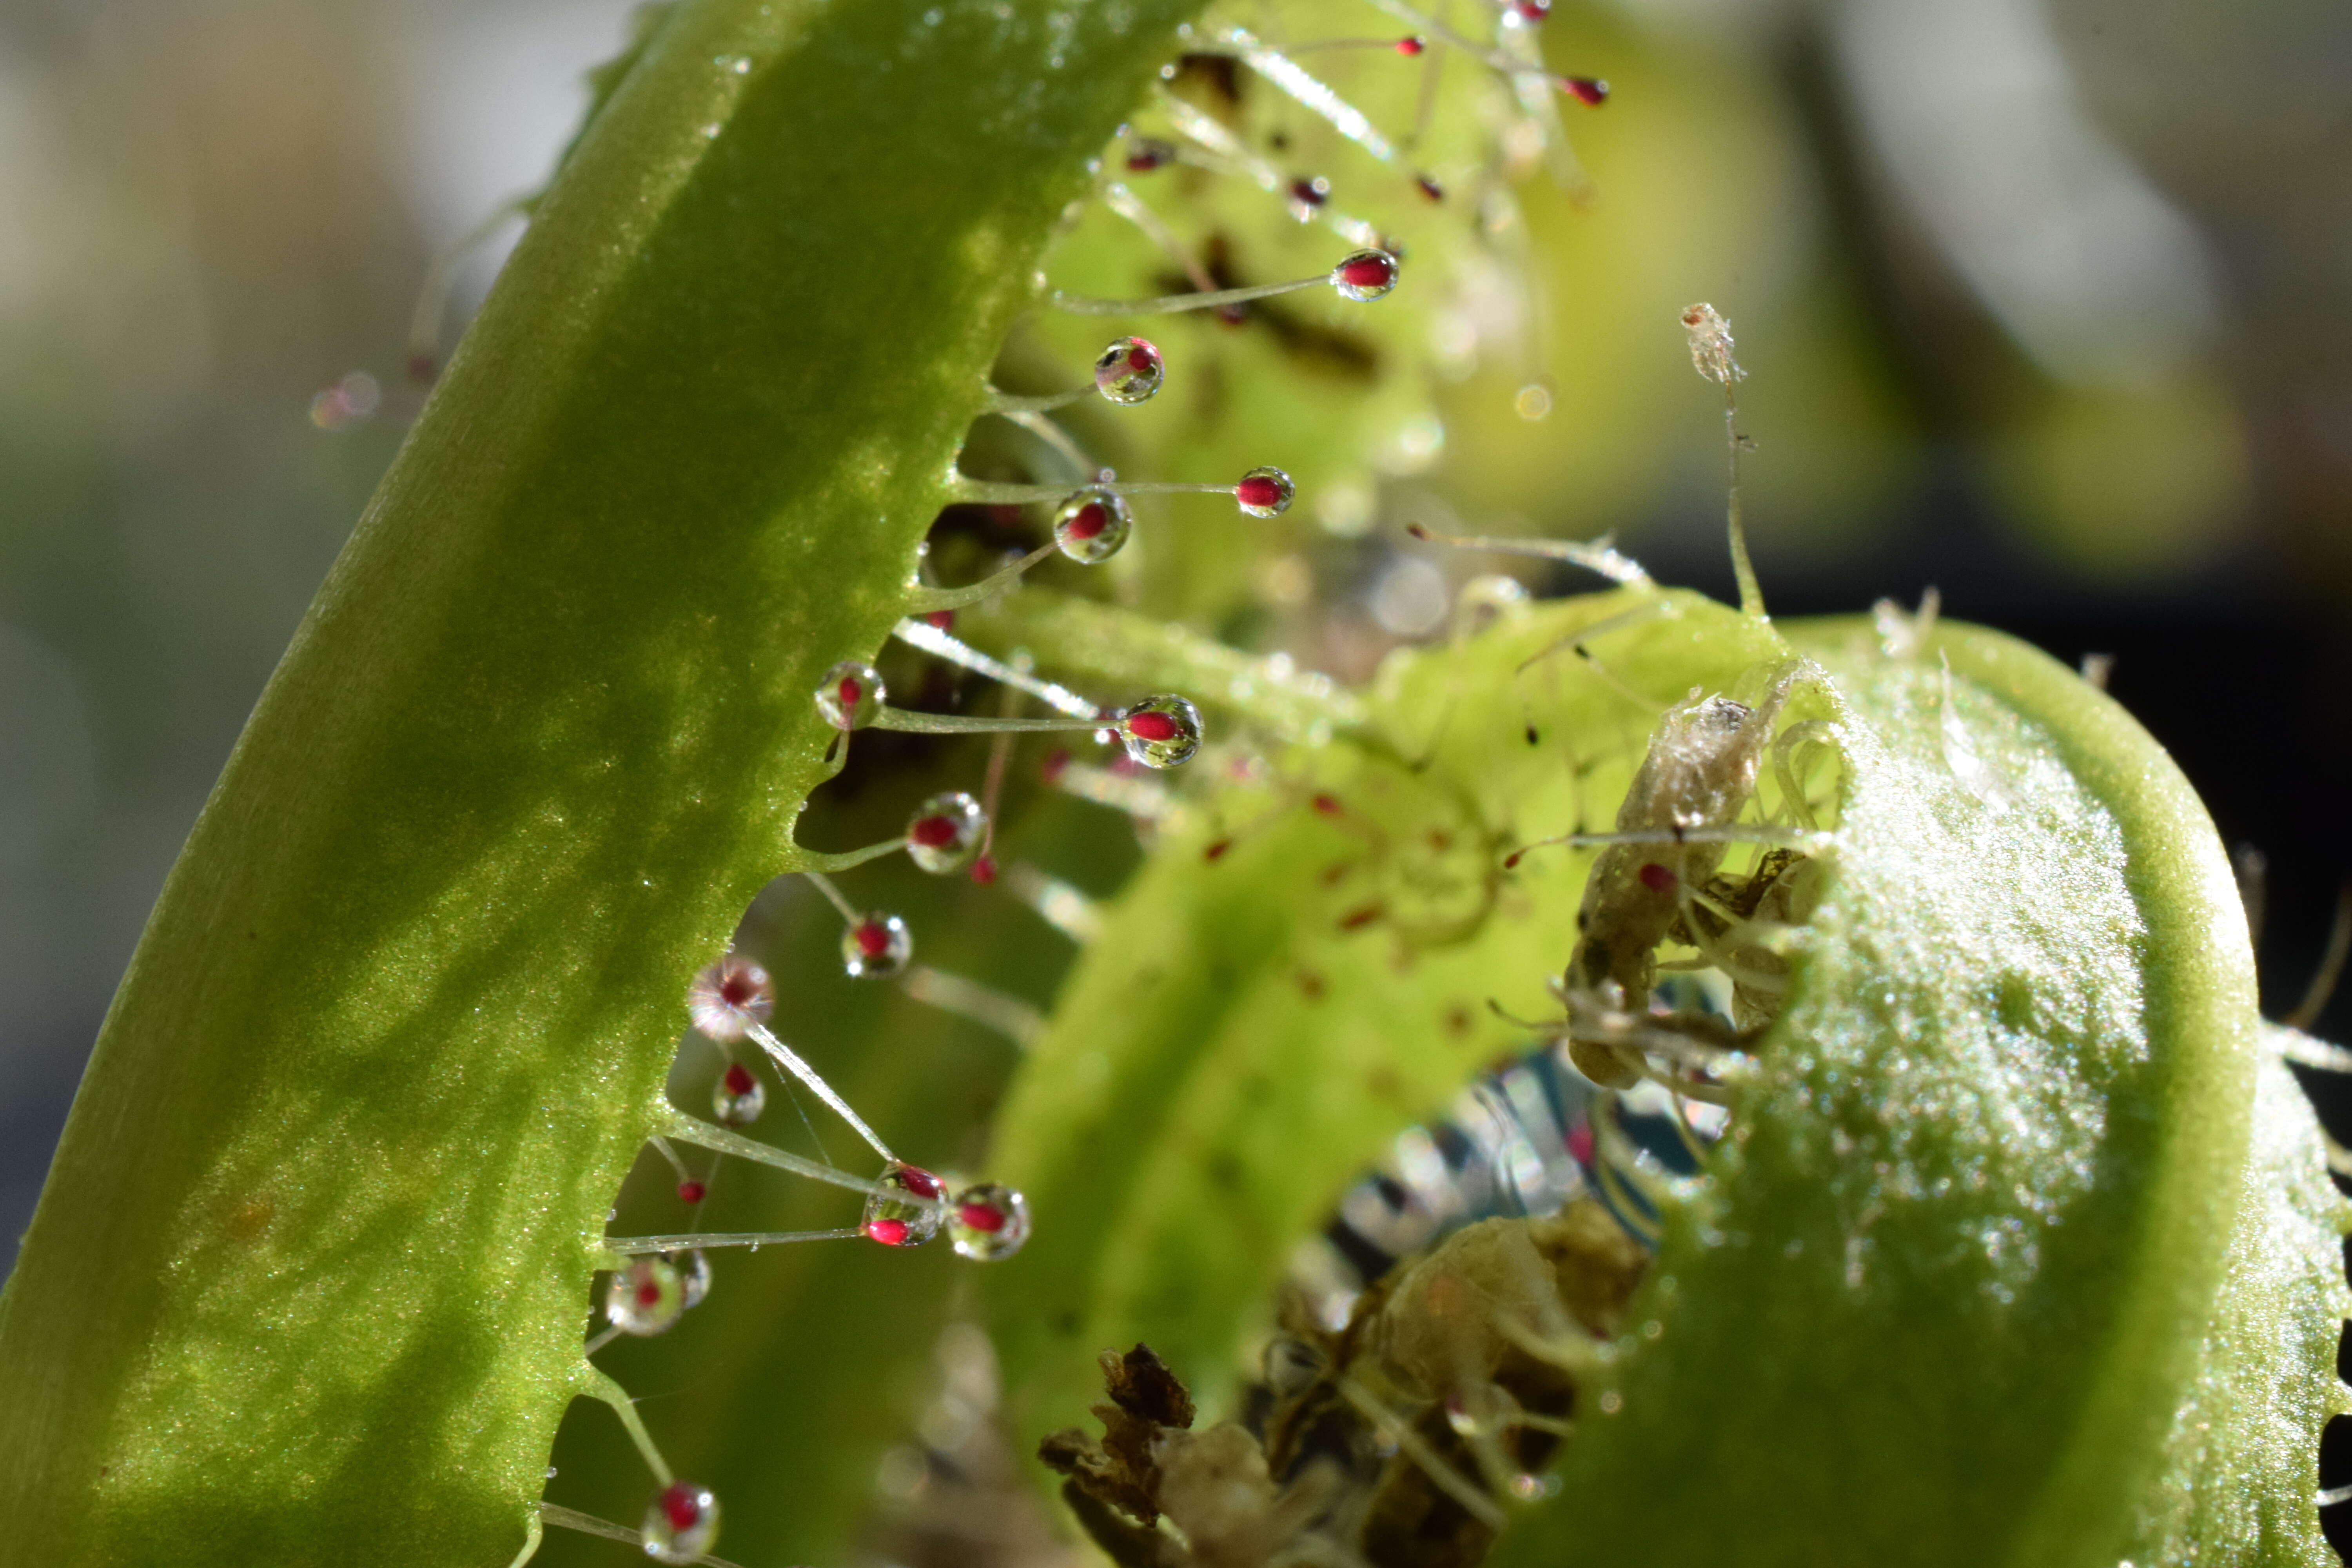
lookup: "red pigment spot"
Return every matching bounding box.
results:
[865,1218,909,1246]
[1416,174,1444,202]
[1559,75,1608,105]
[1338,254,1396,292]
[959,1201,1006,1234]
[1065,502,1107,539]
[1289,177,1327,208]
[722,1062,755,1095]
[1567,1126,1595,1165]
[971,855,997,885]
[1235,475,1285,511]
[635,1278,662,1307]
[853,921,891,957]
[1125,711,1180,742]
[1638,862,1676,893]
[1041,749,1071,784]
[1310,793,1342,817]
[678,1180,707,1204]
[1204,838,1233,862]
[909,815,958,848]
[836,677,862,710]
[661,1485,702,1533]
[405,352,438,383]
[1339,903,1385,931]
[897,1165,944,1198]
[1395,34,1425,54]
[924,610,955,629]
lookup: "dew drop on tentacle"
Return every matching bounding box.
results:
[713,1060,765,1125]
[685,953,772,1042]
[948,1182,1031,1261]
[1053,487,1134,563]
[842,912,913,979]
[1235,466,1296,518]
[906,790,986,874]
[670,1248,713,1309]
[1092,336,1164,404]
[862,1162,947,1246]
[605,1256,687,1336]
[1330,248,1399,302]
[814,659,886,730]
[1118,695,1204,769]
[642,1481,720,1564]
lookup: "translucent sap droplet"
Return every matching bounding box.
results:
[713,1060,765,1125]
[642,1481,720,1564]
[1117,694,1203,769]
[1515,381,1554,420]
[905,790,986,874]
[671,1248,712,1309]
[1052,487,1134,564]
[814,659,885,730]
[606,1256,686,1336]
[1453,573,1530,640]
[1091,336,1164,405]
[1330,249,1399,303]
[1234,466,1295,518]
[947,1182,1031,1260]
[685,953,772,1042]
[862,1163,946,1247]
[842,912,912,978]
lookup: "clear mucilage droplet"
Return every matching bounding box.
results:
[1330,249,1399,303]
[948,1182,1031,1261]
[671,1249,712,1310]
[862,1162,946,1247]
[606,1256,686,1336]
[842,913,912,979]
[1092,336,1164,404]
[1117,695,1203,769]
[905,791,986,874]
[1235,466,1295,518]
[1053,488,1134,564]
[685,954,772,1042]
[713,1060,765,1125]
[642,1481,720,1564]
[814,659,885,730]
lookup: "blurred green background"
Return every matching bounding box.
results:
[2,0,2347,1319]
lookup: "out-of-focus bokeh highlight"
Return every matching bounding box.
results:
[2,0,2348,1273]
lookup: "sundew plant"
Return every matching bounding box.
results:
[0,2,2346,1567]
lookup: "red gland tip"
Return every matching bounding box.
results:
[924,609,954,629]
[1415,174,1444,202]
[660,1483,706,1533]
[1395,34,1426,54]
[837,676,863,709]
[958,1200,1007,1233]
[1511,0,1550,20]
[1236,475,1285,512]
[864,1218,909,1245]
[405,352,438,383]
[1638,862,1676,892]
[1204,838,1233,862]
[1311,793,1343,817]
[853,920,892,958]
[971,854,997,885]
[1125,711,1181,742]
[896,1163,944,1198]
[1503,850,1526,869]
[678,1180,707,1204]
[909,814,960,848]
[1040,748,1071,784]
[722,1062,755,1094]
[1559,75,1608,106]
[1065,501,1109,539]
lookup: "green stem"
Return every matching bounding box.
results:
[0,0,1199,1559]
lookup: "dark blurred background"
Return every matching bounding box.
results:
[3,0,2348,1267]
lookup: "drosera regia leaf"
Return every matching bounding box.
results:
[0,0,1214,1560]
[980,589,2331,1567]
